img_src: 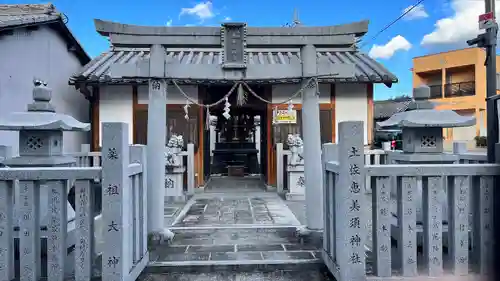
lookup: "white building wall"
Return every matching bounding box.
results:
[99,84,199,145]
[137,85,198,104]
[99,83,369,145]
[271,83,331,103]
[0,26,90,155]
[99,85,134,145]
[335,83,368,145]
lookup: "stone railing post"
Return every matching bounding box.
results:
[276,143,284,194]
[452,141,467,154]
[0,145,12,163]
[186,143,195,195]
[322,142,337,255]
[129,144,148,259]
[101,122,131,280]
[336,121,366,281]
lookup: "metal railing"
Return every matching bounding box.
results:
[429,85,443,99]
[444,81,475,98]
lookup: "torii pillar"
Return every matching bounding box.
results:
[147,44,167,234]
[301,44,323,231]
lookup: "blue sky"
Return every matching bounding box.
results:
[2,0,493,100]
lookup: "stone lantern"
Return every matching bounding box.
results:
[0,79,90,228]
[377,85,475,246]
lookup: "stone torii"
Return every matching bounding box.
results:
[96,19,357,237]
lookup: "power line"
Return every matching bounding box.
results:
[357,0,425,48]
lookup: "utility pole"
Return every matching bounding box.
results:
[467,0,498,163]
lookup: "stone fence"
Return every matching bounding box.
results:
[276,141,488,199]
[322,121,496,281]
[0,122,149,281]
[67,142,196,196]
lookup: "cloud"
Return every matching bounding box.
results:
[403,4,429,20]
[179,1,215,21]
[421,0,498,46]
[166,19,173,26]
[224,16,232,21]
[368,35,412,59]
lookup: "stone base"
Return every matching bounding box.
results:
[165,195,188,204]
[299,229,323,248]
[265,185,277,192]
[285,192,305,201]
[287,166,305,199]
[165,168,185,198]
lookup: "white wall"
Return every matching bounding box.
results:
[335,83,368,145]
[99,84,199,145]
[137,85,198,104]
[99,85,134,145]
[0,26,90,155]
[271,83,331,104]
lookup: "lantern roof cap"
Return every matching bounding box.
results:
[376,85,476,129]
[0,79,90,131]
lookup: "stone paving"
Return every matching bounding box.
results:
[173,195,301,227]
[142,177,333,281]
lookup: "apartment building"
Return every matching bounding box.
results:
[412,47,500,142]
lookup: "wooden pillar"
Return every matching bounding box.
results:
[330,83,336,143]
[367,83,374,146]
[266,101,274,186]
[197,86,206,187]
[91,86,100,151]
[132,85,138,144]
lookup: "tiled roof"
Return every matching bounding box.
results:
[0,4,90,64]
[0,4,59,28]
[70,48,398,85]
[374,99,412,120]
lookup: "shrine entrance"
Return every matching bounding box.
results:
[202,85,268,180]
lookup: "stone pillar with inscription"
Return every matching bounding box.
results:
[285,134,305,201]
[301,44,324,231]
[336,121,366,281]
[146,44,168,235]
[164,135,186,202]
[101,122,131,281]
[0,80,90,280]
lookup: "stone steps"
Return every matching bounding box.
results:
[140,266,334,281]
[147,227,322,270]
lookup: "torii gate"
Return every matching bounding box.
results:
[96,19,357,236]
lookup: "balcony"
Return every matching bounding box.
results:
[428,85,442,99]
[444,81,475,98]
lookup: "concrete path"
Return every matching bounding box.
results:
[141,177,333,281]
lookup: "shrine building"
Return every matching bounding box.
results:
[69,19,398,188]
